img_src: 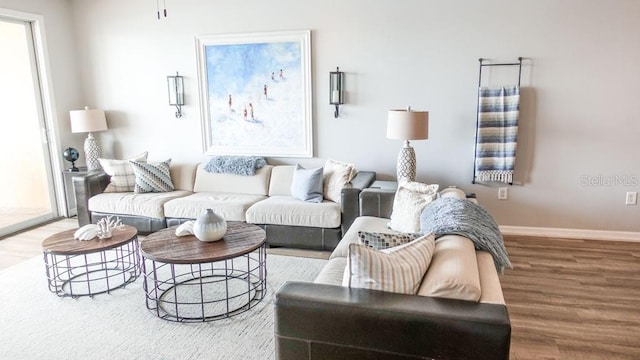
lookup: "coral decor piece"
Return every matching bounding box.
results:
[96,216,124,239]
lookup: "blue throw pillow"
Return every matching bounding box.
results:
[290,164,324,203]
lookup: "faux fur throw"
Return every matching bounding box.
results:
[420,197,512,273]
[204,156,267,176]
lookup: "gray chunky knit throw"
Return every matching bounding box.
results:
[204,155,267,176]
[420,197,512,272]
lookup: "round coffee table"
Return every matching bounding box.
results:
[139,222,267,322]
[42,225,140,298]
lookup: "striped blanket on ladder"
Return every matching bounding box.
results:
[474,86,520,184]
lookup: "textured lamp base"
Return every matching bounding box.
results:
[84,133,102,171]
[397,140,416,183]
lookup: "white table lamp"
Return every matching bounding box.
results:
[386,107,429,182]
[70,106,108,171]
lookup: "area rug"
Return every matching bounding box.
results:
[0,254,327,360]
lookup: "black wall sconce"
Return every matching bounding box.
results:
[167,71,184,118]
[329,67,344,118]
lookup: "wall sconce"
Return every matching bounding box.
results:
[167,71,184,118]
[329,67,344,118]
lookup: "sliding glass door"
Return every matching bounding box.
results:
[0,17,58,237]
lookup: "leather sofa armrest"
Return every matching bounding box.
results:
[340,171,376,234]
[275,282,511,360]
[359,186,396,218]
[72,171,110,226]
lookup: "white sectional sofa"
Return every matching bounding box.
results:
[74,162,375,250]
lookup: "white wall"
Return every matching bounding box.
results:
[45,0,640,231]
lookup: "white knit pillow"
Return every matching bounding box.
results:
[388,181,439,233]
[342,233,435,295]
[323,158,356,203]
[98,152,148,192]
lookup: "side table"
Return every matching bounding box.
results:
[61,167,90,217]
[42,225,140,297]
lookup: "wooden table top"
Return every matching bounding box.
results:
[139,222,266,264]
[41,225,138,255]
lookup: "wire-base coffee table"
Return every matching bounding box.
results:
[42,225,140,298]
[140,222,267,322]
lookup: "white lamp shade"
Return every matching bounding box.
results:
[70,106,107,133]
[386,109,429,140]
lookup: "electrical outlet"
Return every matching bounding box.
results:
[626,191,637,205]
[498,187,508,200]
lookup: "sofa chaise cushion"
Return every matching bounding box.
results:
[267,165,296,196]
[246,165,342,228]
[245,196,341,228]
[88,190,191,219]
[417,234,482,301]
[313,257,347,286]
[477,251,506,304]
[193,164,272,195]
[163,192,267,222]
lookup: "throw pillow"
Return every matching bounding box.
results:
[343,233,435,295]
[290,164,324,203]
[357,231,421,250]
[323,158,356,204]
[129,159,174,193]
[98,151,148,192]
[387,181,439,233]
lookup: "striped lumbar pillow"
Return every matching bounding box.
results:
[129,159,174,193]
[343,233,435,295]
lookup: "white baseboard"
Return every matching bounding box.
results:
[499,225,640,242]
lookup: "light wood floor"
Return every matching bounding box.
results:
[0,206,53,233]
[1,220,638,359]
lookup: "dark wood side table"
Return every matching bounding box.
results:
[139,222,267,322]
[42,225,140,297]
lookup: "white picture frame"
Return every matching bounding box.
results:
[195,30,313,157]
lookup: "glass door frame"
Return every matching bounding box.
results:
[0,8,66,237]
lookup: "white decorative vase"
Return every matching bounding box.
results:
[192,209,227,242]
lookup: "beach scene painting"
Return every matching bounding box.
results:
[196,30,312,157]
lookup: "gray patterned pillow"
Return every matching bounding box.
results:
[129,159,174,193]
[357,231,422,250]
